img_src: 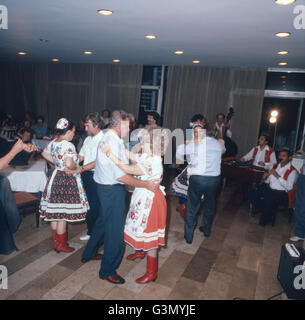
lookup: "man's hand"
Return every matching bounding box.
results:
[64,165,82,175]
[240,157,245,162]
[269,169,280,178]
[262,172,270,180]
[258,161,265,167]
[145,179,160,193]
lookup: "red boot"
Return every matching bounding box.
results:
[176,202,187,221]
[52,229,58,251]
[136,255,158,284]
[55,232,75,253]
[127,250,146,261]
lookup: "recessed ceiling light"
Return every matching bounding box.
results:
[174,50,184,55]
[84,51,93,55]
[192,60,200,64]
[97,9,113,16]
[52,58,59,62]
[145,34,157,40]
[276,32,291,38]
[17,52,26,55]
[275,0,296,5]
[278,62,288,66]
[277,50,289,55]
[112,59,120,63]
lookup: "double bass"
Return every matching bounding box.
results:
[222,107,238,158]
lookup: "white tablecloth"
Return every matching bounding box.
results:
[32,138,51,151]
[1,160,48,193]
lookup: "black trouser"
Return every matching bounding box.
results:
[81,171,100,236]
[248,184,288,226]
[82,184,126,277]
[185,175,220,242]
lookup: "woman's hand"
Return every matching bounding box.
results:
[101,142,111,155]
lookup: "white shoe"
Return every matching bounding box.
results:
[289,236,304,242]
[80,235,90,241]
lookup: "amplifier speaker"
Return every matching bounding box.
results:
[277,245,305,300]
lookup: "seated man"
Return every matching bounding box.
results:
[248,149,298,226]
[8,128,35,165]
[32,116,48,139]
[240,134,276,170]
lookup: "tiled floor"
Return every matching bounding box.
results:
[0,172,299,300]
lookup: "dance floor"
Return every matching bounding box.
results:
[0,170,296,300]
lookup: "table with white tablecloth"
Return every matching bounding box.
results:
[0,159,48,193]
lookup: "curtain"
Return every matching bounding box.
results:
[0,63,143,128]
[163,66,267,156]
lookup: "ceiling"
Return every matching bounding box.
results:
[0,0,304,67]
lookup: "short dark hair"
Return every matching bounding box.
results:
[216,113,225,119]
[36,115,45,123]
[19,127,34,139]
[85,112,102,129]
[102,109,111,117]
[148,112,161,126]
[191,114,205,123]
[260,133,269,143]
[54,119,75,136]
[279,148,291,157]
[204,123,216,137]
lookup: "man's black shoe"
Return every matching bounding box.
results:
[199,226,210,237]
[184,235,192,244]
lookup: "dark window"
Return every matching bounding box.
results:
[266,72,305,92]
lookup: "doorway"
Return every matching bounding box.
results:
[259,97,304,153]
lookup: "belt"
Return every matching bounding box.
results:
[100,183,124,187]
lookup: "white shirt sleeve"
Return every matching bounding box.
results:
[265,151,277,170]
[278,170,298,192]
[226,129,232,139]
[43,140,53,154]
[243,147,254,161]
[79,137,88,157]
[176,144,186,162]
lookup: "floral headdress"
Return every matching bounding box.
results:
[56,118,69,129]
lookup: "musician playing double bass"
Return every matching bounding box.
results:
[240,134,276,170]
[215,113,232,139]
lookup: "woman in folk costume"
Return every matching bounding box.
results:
[101,127,168,284]
[40,118,89,253]
[170,123,206,220]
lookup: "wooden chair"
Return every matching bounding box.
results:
[13,192,40,227]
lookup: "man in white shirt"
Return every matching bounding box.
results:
[240,134,276,170]
[74,112,104,241]
[180,124,226,243]
[81,110,159,285]
[215,113,232,139]
[248,149,298,226]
